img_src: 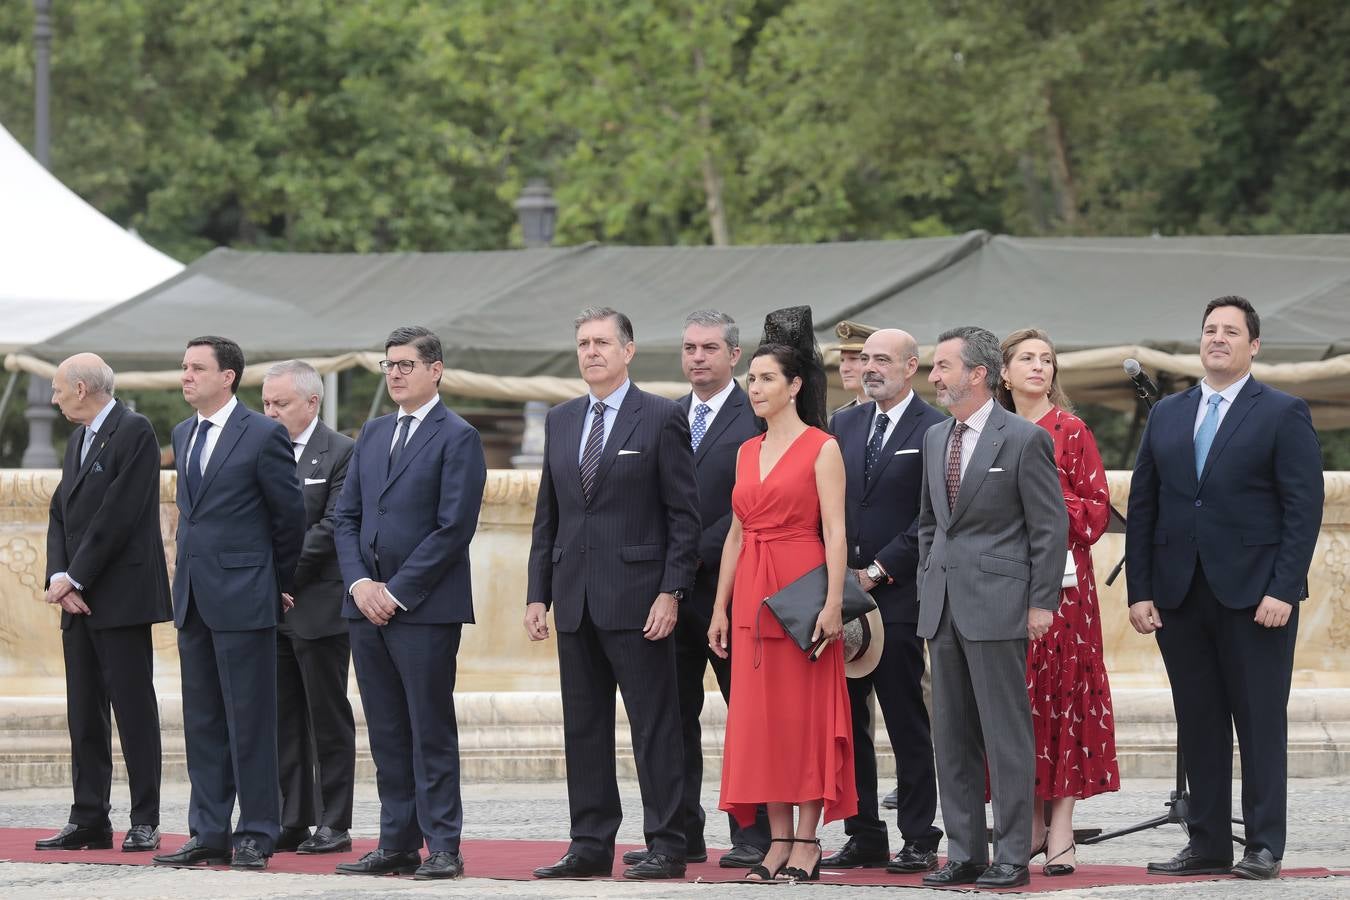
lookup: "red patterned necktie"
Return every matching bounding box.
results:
[945,421,968,511]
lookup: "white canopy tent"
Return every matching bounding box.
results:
[0,123,182,353]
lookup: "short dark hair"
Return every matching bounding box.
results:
[186,335,245,394]
[1203,295,1261,340]
[575,307,634,345]
[385,325,444,363]
[936,325,1001,392]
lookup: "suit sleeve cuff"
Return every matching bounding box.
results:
[382,586,408,611]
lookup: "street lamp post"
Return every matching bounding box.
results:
[21,0,58,468]
[510,179,558,469]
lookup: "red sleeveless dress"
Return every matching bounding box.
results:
[718,427,857,826]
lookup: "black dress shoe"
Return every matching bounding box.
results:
[621,848,650,866]
[1146,844,1233,876]
[297,826,352,854]
[821,839,889,868]
[335,848,422,876]
[719,843,766,868]
[887,842,939,873]
[922,860,987,886]
[414,850,465,880]
[153,836,231,866]
[976,863,1030,888]
[624,852,686,880]
[532,852,613,878]
[1231,847,1282,880]
[35,823,113,851]
[231,838,269,870]
[121,824,160,852]
[274,826,312,853]
[881,788,899,810]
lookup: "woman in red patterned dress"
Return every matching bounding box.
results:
[998,328,1120,876]
[709,337,857,883]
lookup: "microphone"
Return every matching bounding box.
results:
[1123,358,1160,405]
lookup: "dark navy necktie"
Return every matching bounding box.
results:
[388,414,414,476]
[185,420,212,501]
[864,413,889,482]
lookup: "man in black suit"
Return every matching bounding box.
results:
[1127,297,1324,880]
[153,336,305,871]
[261,361,357,856]
[621,310,768,871]
[39,354,172,854]
[526,307,700,882]
[824,329,947,874]
[334,327,487,880]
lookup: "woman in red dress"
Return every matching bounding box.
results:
[709,337,857,883]
[998,328,1120,876]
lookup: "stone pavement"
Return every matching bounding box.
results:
[0,777,1346,898]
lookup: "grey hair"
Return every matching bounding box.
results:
[67,359,115,397]
[937,325,1002,392]
[264,359,324,401]
[683,309,739,349]
[574,307,634,344]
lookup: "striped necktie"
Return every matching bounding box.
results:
[580,401,606,500]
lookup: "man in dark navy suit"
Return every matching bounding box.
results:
[334,326,487,880]
[526,307,700,882]
[1127,296,1323,881]
[153,336,305,871]
[261,360,357,856]
[825,329,946,874]
[39,354,171,854]
[621,310,768,871]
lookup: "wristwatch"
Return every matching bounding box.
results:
[865,563,885,583]
[670,589,685,602]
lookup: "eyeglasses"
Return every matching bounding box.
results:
[378,359,423,375]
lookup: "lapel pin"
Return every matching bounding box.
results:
[311,458,318,464]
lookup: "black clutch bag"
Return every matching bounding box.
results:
[759,564,877,657]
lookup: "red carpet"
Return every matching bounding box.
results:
[1,829,1345,891]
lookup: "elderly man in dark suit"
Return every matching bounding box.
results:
[916,326,1067,890]
[334,326,487,881]
[825,329,947,874]
[153,336,306,871]
[621,310,768,871]
[261,360,357,856]
[1127,297,1323,880]
[526,307,700,882]
[38,354,172,854]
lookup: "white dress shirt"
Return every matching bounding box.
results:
[1194,373,1251,436]
[578,379,631,463]
[291,415,319,463]
[954,397,996,478]
[687,379,737,431]
[869,389,915,449]
[187,395,239,475]
[389,395,442,453]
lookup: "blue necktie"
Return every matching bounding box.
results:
[864,413,889,482]
[690,403,711,452]
[185,420,212,501]
[1194,393,1223,477]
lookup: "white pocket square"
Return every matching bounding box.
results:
[988,467,1004,473]
[894,448,920,455]
[304,477,327,485]
[617,449,640,456]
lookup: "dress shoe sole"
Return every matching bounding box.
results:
[121,842,160,853]
[887,860,939,874]
[624,870,687,880]
[414,869,464,880]
[230,861,268,870]
[1147,864,1233,876]
[720,856,766,869]
[1231,864,1281,881]
[153,856,231,867]
[336,865,420,876]
[977,875,1031,888]
[297,842,353,854]
[37,840,113,851]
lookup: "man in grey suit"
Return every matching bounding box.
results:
[916,326,1067,890]
[261,361,357,856]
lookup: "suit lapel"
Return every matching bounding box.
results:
[930,420,954,530]
[554,398,587,506]
[590,386,642,504]
[384,404,445,491]
[862,396,923,499]
[948,405,1005,527]
[192,403,250,510]
[842,402,872,488]
[299,422,330,480]
[1198,378,1263,489]
[1174,385,1204,492]
[67,403,124,497]
[693,385,745,466]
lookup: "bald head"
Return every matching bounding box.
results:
[860,329,920,409]
[52,353,115,426]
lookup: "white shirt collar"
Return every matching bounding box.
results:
[87,397,117,434]
[292,416,319,450]
[399,395,441,422]
[1199,372,1250,405]
[588,378,631,412]
[691,379,736,416]
[956,396,995,432]
[872,389,914,428]
[197,395,238,430]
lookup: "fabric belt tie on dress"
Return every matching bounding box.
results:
[743,526,822,669]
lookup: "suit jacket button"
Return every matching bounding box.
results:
[580,546,586,554]
[861,501,869,509]
[378,506,387,515]
[1194,499,1202,507]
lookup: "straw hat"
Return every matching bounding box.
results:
[843,605,885,678]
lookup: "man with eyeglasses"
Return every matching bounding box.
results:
[333,326,487,880]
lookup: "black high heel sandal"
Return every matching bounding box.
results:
[1043,843,1077,876]
[780,839,822,882]
[744,838,794,883]
[1030,835,1049,860]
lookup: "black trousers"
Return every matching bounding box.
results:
[842,622,942,852]
[277,629,356,831]
[1155,567,1299,859]
[557,607,685,862]
[62,617,162,828]
[672,601,770,852]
